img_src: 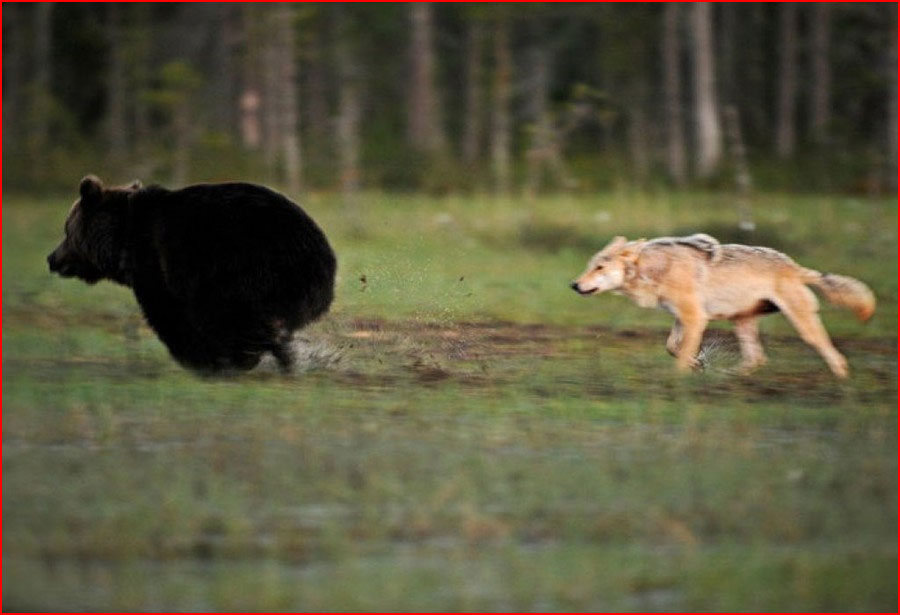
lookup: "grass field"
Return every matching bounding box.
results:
[3,189,897,611]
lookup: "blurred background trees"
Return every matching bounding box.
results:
[2,2,896,195]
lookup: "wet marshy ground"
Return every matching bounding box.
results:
[5,192,895,610]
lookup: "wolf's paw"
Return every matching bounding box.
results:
[675,357,704,373]
[737,357,767,375]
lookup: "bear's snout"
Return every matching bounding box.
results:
[47,251,61,273]
[47,245,80,278]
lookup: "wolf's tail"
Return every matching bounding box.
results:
[803,269,876,322]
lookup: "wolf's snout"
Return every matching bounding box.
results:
[47,252,59,272]
[571,281,597,296]
[571,281,593,295]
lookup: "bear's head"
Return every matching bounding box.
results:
[47,175,142,286]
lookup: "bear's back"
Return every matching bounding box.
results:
[130,181,335,307]
[164,182,321,235]
[136,182,333,261]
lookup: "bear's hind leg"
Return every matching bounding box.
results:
[269,318,295,373]
[270,343,295,373]
[264,316,297,373]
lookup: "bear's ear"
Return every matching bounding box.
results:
[79,175,104,201]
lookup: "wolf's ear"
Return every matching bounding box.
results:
[600,235,628,255]
[79,175,103,201]
[619,239,647,263]
[129,179,143,190]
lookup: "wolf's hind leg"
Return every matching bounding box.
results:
[773,285,848,378]
[733,315,766,373]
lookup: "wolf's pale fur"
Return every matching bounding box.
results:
[571,234,876,378]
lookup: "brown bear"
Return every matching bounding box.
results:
[47,175,337,373]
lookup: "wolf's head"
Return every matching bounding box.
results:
[570,236,644,296]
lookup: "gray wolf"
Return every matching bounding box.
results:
[48,175,336,373]
[570,233,875,378]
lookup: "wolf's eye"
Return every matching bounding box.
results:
[594,264,604,271]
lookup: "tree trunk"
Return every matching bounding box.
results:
[31,2,54,156]
[810,3,832,144]
[888,31,897,190]
[662,3,686,186]
[239,91,261,150]
[305,27,330,150]
[2,4,26,148]
[173,101,190,186]
[525,44,550,195]
[261,7,280,176]
[131,3,152,156]
[690,3,722,178]
[209,5,239,138]
[776,2,798,158]
[461,19,485,166]
[724,105,755,230]
[239,5,262,150]
[275,3,302,196]
[34,2,52,105]
[746,3,768,143]
[335,10,362,202]
[595,3,615,152]
[718,3,737,105]
[491,17,512,194]
[408,3,446,153]
[627,82,650,183]
[107,2,128,161]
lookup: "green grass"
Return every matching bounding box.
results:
[3,190,897,611]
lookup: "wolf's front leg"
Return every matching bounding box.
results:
[665,320,683,357]
[674,309,708,372]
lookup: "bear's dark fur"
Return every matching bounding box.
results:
[47,175,337,373]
